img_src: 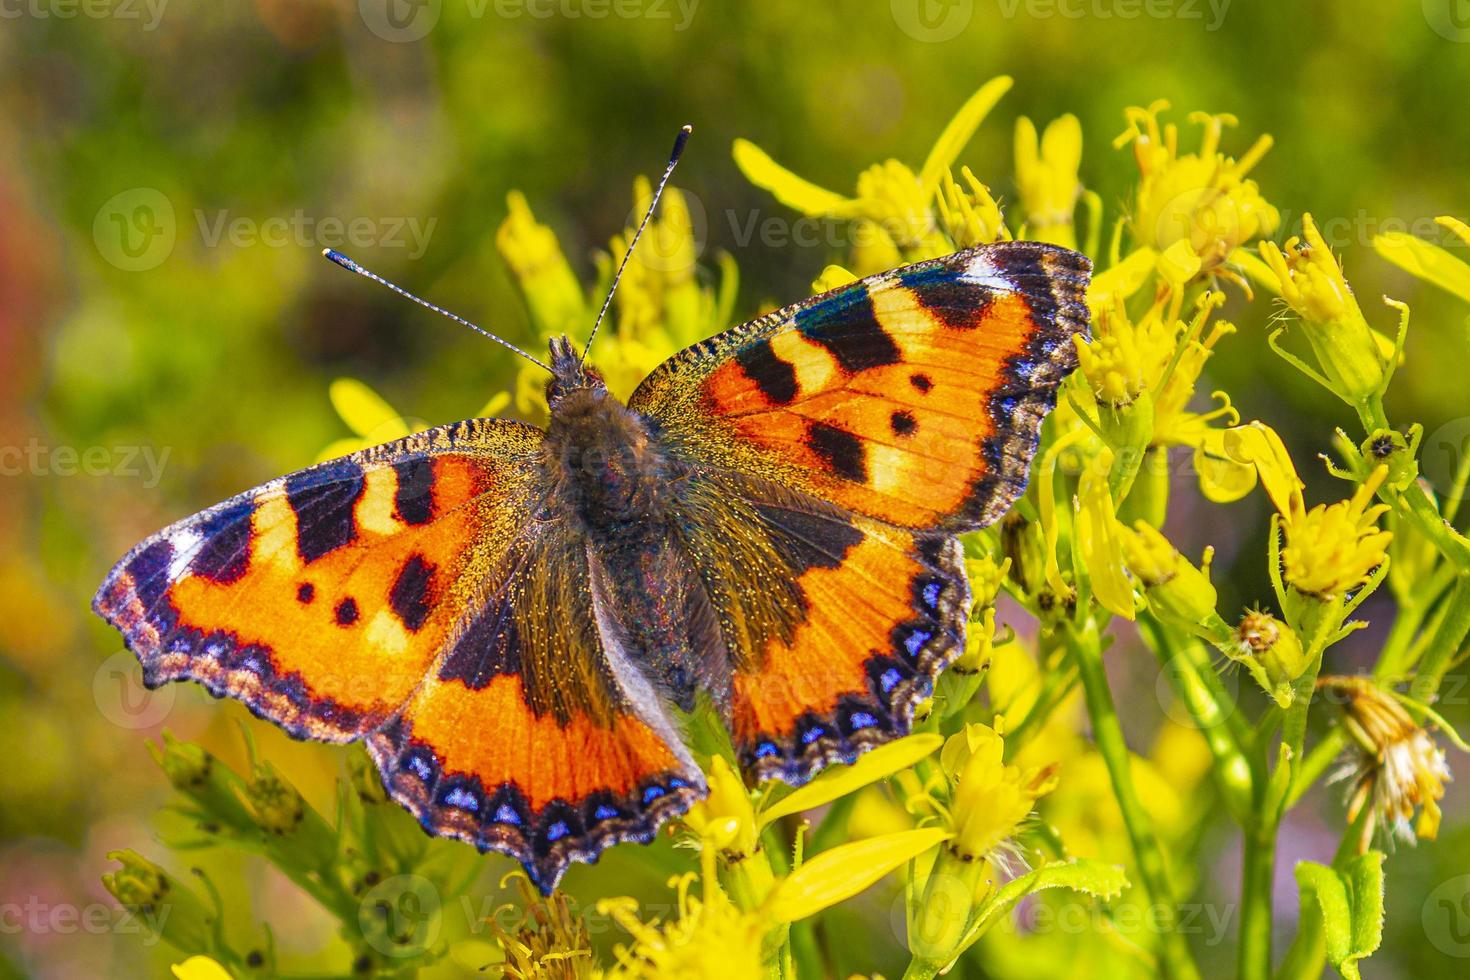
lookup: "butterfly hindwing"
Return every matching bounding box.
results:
[630,241,1090,532]
[671,470,968,782]
[367,527,705,892]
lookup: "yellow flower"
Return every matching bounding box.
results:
[937,166,1008,249]
[733,76,1013,267]
[1118,521,1226,639]
[1375,214,1470,304]
[599,874,768,980]
[681,755,759,861]
[1258,213,1393,404]
[489,872,595,980]
[1280,466,1392,600]
[1230,610,1309,708]
[1074,298,1175,408]
[938,722,1058,864]
[1014,114,1083,249]
[1116,102,1277,280]
[496,190,587,336]
[1321,676,1452,848]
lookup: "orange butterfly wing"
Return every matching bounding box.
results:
[631,242,1090,778]
[94,419,702,890]
[631,242,1090,532]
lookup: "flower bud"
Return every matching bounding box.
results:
[1230,611,1308,707]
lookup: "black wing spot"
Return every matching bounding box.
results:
[735,340,799,405]
[191,500,254,583]
[890,410,917,437]
[389,555,435,632]
[296,582,315,604]
[910,373,933,393]
[286,462,366,563]
[795,284,901,373]
[335,597,359,626]
[393,458,435,525]
[807,422,867,483]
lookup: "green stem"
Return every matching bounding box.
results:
[1066,619,1202,980]
[1140,616,1254,822]
[1238,823,1276,980]
[1413,578,1470,700]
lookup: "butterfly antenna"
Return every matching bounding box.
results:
[322,248,554,374]
[580,123,693,368]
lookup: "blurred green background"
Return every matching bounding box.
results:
[2,1,1468,977]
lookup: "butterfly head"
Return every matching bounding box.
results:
[546,335,608,408]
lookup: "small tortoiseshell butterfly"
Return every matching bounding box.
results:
[94,132,1091,892]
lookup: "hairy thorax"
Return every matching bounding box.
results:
[541,386,679,535]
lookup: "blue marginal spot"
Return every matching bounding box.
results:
[997,395,1020,416]
[754,741,780,759]
[668,777,689,789]
[904,628,933,659]
[443,785,480,813]
[593,804,619,822]
[922,581,943,611]
[545,820,569,842]
[642,784,666,805]
[879,668,903,694]
[493,804,522,826]
[406,752,434,783]
[800,725,826,745]
[848,711,878,730]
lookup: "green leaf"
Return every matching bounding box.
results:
[964,859,1130,948]
[1294,853,1385,980]
[766,828,949,924]
[758,733,941,828]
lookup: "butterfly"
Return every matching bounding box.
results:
[95,167,1090,892]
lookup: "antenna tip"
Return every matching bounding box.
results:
[680,123,693,134]
[322,248,352,270]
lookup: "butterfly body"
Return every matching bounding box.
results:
[96,241,1092,891]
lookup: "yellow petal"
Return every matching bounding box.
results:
[1374,229,1470,305]
[759,733,942,828]
[172,957,234,980]
[812,264,858,294]
[1157,239,1203,286]
[766,828,950,924]
[1086,247,1156,315]
[732,138,860,217]
[917,76,1014,194]
[1077,462,1136,620]
[1194,441,1258,504]
[329,377,405,438]
[474,390,512,419]
[1224,422,1303,518]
